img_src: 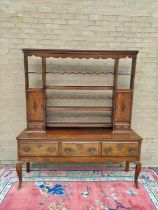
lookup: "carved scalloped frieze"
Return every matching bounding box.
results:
[46,71,114,75]
[29,71,114,75]
[25,52,136,59]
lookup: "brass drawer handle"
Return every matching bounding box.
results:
[88,148,96,153]
[47,147,56,152]
[76,144,83,149]
[128,148,137,153]
[64,148,72,153]
[104,147,112,153]
[23,146,31,153]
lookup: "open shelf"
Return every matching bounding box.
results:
[46,122,112,128]
[29,71,133,76]
[46,85,113,90]
[46,106,113,112]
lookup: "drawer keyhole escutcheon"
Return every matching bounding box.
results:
[64,148,72,153]
[88,148,96,153]
[36,144,42,148]
[47,147,56,152]
[23,146,31,153]
[76,144,83,149]
[128,148,136,153]
[104,147,112,153]
[117,144,124,150]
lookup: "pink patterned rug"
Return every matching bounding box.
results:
[0,167,158,210]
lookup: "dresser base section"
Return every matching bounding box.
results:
[16,128,142,190]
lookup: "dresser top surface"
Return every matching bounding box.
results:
[17,128,142,141]
[22,48,138,59]
[22,48,138,54]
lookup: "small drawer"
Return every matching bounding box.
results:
[19,142,58,156]
[62,142,99,156]
[115,124,130,130]
[102,142,138,156]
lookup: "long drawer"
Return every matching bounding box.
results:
[61,142,99,156]
[102,142,138,156]
[19,142,58,156]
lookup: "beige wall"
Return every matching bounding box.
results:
[0,0,158,166]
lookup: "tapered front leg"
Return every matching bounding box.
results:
[134,161,141,189]
[125,161,129,172]
[16,161,22,190]
[26,162,30,173]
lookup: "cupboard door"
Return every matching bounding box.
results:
[27,89,44,121]
[114,90,132,130]
[27,89,45,131]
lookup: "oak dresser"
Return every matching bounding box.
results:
[16,49,142,189]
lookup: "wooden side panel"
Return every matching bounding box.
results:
[27,89,45,131]
[114,90,132,130]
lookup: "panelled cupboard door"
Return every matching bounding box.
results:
[115,91,132,123]
[27,89,44,122]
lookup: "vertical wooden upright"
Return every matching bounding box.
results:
[113,54,138,131]
[42,57,46,131]
[130,57,137,90]
[25,53,46,132]
[112,59,119,129]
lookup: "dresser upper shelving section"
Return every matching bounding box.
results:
[22,49,138,132]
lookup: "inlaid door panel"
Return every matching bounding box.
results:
[27,89,44,122]
[114,90,132,123]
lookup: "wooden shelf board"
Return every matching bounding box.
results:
[46,122,112,127]
[46,106,113,111]
[46,86,113,90]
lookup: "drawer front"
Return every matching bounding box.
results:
[102,142,138,156]
[62,142,99,156]
[19,142,58,156]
